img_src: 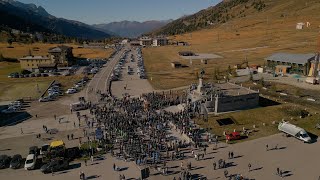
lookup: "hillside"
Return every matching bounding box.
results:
[0,0,111,39]
[153,0,273,35]
[143,0,320,89]
[93,20,172,38]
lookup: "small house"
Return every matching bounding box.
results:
[171,62,182,68]
[296,22,305,30]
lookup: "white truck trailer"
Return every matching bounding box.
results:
[278,121,311,143]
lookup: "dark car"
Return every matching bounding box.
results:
[40,158,69,174]
[0,155,11,169]
[29,146,39,156]
[10,154,23,169]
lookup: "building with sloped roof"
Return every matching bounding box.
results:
[48,45,74,66]
[265,53,315,75]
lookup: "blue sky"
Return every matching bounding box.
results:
[18,0,220,25]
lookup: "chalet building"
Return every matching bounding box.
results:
[19,55,53,72]
[19,45,74,71]
[48,45,74,66]
[265,53,315,75]
[139,37,153,46]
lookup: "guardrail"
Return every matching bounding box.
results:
[40,80,56,98]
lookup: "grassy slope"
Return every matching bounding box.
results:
[0,43,113,101]
[0,42,113,59]
[196,103,320,143]
[143,0,320,90]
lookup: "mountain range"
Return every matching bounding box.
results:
[0,0,111,39]
[92,20,173,38]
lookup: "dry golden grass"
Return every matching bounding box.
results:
[143,0,320,89]
[0,42,113,59]
[0,62,83,101]
[72,47,113,59]
[196,103,320,143]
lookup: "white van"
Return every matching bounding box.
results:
[278,121,311,143]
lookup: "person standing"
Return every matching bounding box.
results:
[84,159,87,166]
[266,144,269,151]
[20,128,23,134]
[213,161,216,170]
[231,151,234,159]
[91,155,94,163]
[276,167,280,175]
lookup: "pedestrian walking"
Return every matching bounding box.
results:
[266,144,269,151]
[248,163,251,172]
[54,114,56,120]
[213,161,216,170]
[67,134,70,140]
[20,128,23,134]
[71,134,74,140]
[224,170,228,178]
[84,159,87,166]
[74,122,76,128]
[113,163,116,171]
[228,151,231,159]
[91,155,94,163]
[276,167,280,175]
[51,167,54,176]
[230,151,234,159]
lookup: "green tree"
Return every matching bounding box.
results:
[227,65,232,75]
[7,38,13,46]
[259,77,265,87]
[28,49,32,56]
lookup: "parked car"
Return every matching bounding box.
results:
[66,89,77,94]
[39,97,50,102]
[1,108,17,114]
[226,132,242,141]
[40,144,50,156]
[40,158,69,174]
[0,155,11,169]
[29,146,39,156]
[10,154,23,169]
[24,154,36,170]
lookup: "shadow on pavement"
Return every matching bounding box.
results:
[69,163,81,170]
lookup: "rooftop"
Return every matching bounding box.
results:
[214,83,258,97]
[265,53,315,65]
[171,61,181,65]
[19,56,50,60]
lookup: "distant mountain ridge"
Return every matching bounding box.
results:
[0,0,111,39]
[92,20,173,38]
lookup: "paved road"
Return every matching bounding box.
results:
[111,47,154,98]
[85,47,126,103]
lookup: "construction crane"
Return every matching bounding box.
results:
[305,35,320,84]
